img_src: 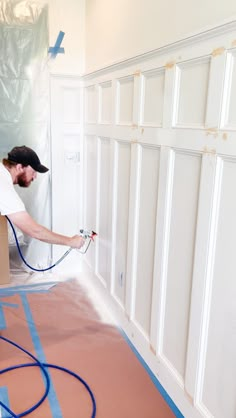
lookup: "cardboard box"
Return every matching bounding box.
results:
[0,216,10,285]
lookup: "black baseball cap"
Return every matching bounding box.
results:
[8,146,49,173]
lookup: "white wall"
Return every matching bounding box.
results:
[86,0,236,72]
[48,0,85,75]
[46,0,236,75]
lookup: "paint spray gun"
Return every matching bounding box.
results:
[79,229,97,241]
[78,229,97,254]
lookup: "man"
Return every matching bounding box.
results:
[0,145,85,249]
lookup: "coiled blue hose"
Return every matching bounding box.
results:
[2,220,96,416]
[0,220,96,418]
[0,335,96,417]
[0,335,50,417]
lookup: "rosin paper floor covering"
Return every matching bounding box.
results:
[0,279,180,418]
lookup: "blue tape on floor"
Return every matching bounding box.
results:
[0,302,18,308]
[0,283,59,298]
[0,281,59,292]
[0,290,52,298]
[120,329,184,418]
[0,306,6,330]
[21,293,63,418]
[0,387,10,418]
[0,300,19,329]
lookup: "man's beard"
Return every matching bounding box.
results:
[18,173,31,188]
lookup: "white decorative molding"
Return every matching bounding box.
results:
[140,68,165,127]
[220,49,236,129]
[98,80,113,124]
[174,56,211,128]
[83,18,236,80]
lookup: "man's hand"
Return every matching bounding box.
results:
[69,235,86,249]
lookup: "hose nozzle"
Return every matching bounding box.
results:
[79,229,97,241]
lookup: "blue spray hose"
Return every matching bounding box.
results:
[0,335,96,417]
[0,335,50,417]
[1,217,97,416]
[5,215,91,272]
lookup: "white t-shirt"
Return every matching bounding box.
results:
[0,162,26,215]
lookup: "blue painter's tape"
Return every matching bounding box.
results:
[120,329,185,418]
[48,31,65,57]
[0,282,59,298]
[0,306,6,330]
[0,281,59,292]
[0,302,18,308]
[48,46,64,54]
[0,278,73,295]
[0,387,10,418]
[21,293,63,418]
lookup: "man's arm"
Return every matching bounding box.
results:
[7,211,85,249]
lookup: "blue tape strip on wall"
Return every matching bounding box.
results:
[48,31,65,57]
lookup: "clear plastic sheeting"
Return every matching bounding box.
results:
[0,0,46,25]
[0,0,51,273]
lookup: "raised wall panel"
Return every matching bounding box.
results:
[141,69,165,126]
[162,151,201,380]
[201,158,236,418]
[113,141,131,306]
[99,81,112,124]
[63,88,81,123]
[133,145,160,336]
[221,51,236,129]
[84,135,97,267]
[116,76,134,125]
[175,58,210,127]
[50,76,82,262]
[97,137,112,285]
[62,134,80,235]
[63,134,80,156]
[85,85,97,123]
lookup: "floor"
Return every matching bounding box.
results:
[0,277,180,418]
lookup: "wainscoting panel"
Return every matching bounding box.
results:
[201,157,236,418]
[51,20,236,418]
[174,57,211,128]
[96,137,113,286]
[132,144,160,337]
[141,68,165,126]
[116,76,134,125]
[82,23,236,418]
[99,81,113,124]
[221,50,236,129]
[162,150,202,382]
[50,76,83,261]
[112,140,131,307]
[85,84,98,124]
[84,134,98,268]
